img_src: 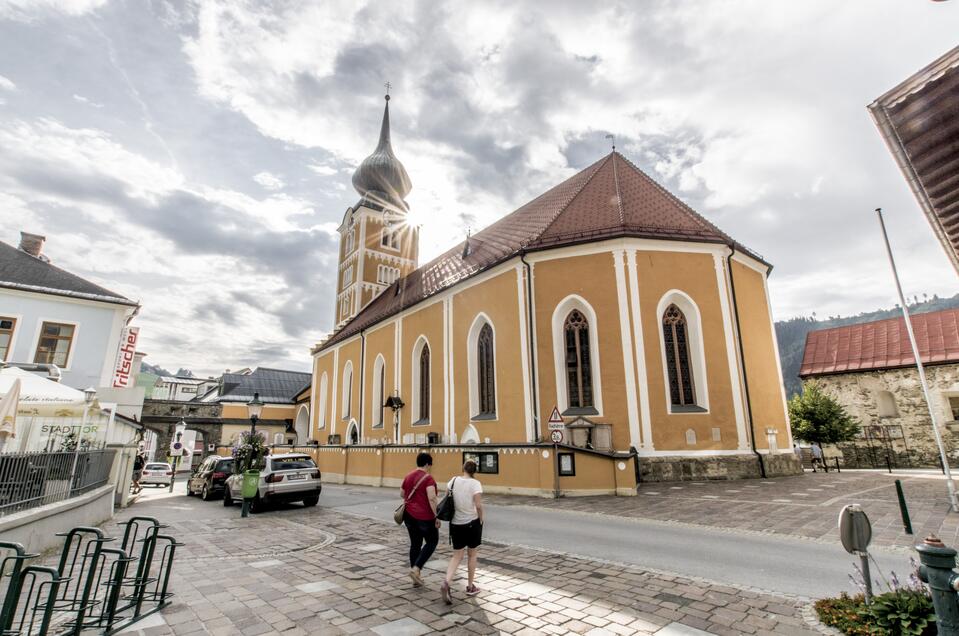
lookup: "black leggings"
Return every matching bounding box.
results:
[404,513,438,569]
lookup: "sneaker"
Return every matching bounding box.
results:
[441,580,452,604]
[409,568,423,587]
[465,584,480,597]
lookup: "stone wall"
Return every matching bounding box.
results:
[638,452,801,482]
[809,364,959,467]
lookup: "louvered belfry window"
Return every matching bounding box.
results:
[662,304,695,406]
[419,344,430,421]
[564,310,593,409]
[477,324,496,416]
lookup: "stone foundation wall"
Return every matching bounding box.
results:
[809,364,959,468]
[638,452,801,482]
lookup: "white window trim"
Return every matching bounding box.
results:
[466,312,499,421]
[551,295,604,417]
[294,404,310,443]
[380,225,401,252]
[346,419,359,445]
[341,360,353,419]
[0,313,23,363]
[29,317,80,371]
[655,290,710,414]
[371,354,386,429]
[411,336,431,425]
[317,372,329,430]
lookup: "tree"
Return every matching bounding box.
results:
[788,381,860,445]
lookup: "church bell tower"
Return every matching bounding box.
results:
[334,93,420,330]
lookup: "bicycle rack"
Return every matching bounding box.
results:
[0,518,181,636]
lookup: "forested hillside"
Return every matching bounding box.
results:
[775,292,959,398]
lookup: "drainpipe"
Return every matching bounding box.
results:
[726,245,766,478]
[520,251,540,442]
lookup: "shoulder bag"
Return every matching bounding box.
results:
[394,472,430,525]
[436,477,457,522]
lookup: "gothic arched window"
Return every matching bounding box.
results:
[419,344,430,422]
[663,304,696,407]
[564,310,594,409]
[477,324,495,416]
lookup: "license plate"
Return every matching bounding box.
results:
[286,474,305,480]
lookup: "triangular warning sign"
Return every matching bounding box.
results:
[548,406,563,424]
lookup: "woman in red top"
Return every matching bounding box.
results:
[400,452,439,586]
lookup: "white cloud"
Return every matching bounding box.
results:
[0,75,15,91]
[307,163,337,177]
[252,170,284,191]
[72,93,104,108]
[0,0,108,20]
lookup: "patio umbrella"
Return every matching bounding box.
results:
[0,377,20,452]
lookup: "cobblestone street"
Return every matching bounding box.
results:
[113,483,820,636]
[486,470,959,550]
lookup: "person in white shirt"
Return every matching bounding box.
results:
[440,460,484,603]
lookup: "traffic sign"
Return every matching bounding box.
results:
[550,430,564,444]
[839,504,872,554]
[548,406,564,430]
[170,441,184,457]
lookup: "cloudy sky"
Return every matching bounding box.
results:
[1,1,956,376]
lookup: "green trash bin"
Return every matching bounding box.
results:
[241,470,260,499]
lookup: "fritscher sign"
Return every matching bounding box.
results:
[112,326,140,388]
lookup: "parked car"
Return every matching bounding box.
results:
[186,455,234,501]
[140,462,173,487]
[223,453,321,512]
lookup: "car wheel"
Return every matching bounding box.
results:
[250,495,264,514]
[303,496,319,507]
[223,489,233,507]
[201,485,211,501]
[186,484,195,496]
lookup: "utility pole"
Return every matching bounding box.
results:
[876,208,958,512]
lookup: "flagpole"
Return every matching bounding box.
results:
[876,208,958,512]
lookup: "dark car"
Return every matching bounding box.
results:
[186,455,234,501]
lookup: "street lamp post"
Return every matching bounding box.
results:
[241,392,264,518]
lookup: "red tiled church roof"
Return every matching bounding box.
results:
[316,151,761,352]
[799,307,959,377]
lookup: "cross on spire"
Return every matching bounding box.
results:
[605,134,615,151]
[384,81,392,101]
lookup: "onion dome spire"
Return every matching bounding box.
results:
[352,93,412,212]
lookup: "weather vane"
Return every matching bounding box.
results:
[605,134,615,151]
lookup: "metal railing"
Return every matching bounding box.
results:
[0,517,181,635]
[0,451,116,518]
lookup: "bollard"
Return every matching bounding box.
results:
[916,535,959,635]
[895,479,913,535]
[834,457,841,473]
[886,454,892,474]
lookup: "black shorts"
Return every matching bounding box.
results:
[450,519,483,550]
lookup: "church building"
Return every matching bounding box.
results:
[308,95,800,486]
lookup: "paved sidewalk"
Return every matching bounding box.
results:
[486,471,959,549]
[109,493,818,635]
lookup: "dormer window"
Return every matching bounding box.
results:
[381,225,399,250]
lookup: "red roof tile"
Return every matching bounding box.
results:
[799,307,959,377]
[317,151,758,352]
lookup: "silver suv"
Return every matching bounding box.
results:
[223,453,322,512]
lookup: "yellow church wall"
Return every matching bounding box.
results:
[451,269,526,443]
[730,260,790,450]
[399,301,445,438]
[531,252,632,449]
[362,326,396,441]
[634,250,739,451]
